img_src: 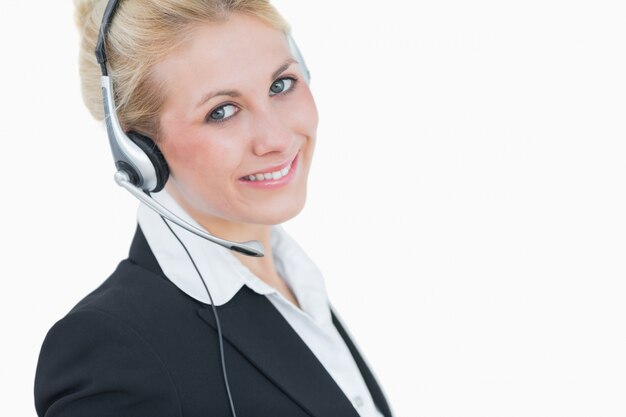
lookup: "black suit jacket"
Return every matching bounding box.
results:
[34,227,392,417]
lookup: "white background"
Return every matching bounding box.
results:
[1,1,625,416]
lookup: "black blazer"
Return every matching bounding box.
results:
[34,227,392,417]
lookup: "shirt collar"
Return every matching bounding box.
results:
[137,190,331,324]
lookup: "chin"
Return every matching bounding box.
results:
[246,191,308,226]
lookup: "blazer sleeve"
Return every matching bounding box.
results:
[34,309,182,417]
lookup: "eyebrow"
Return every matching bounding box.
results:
[196,58,298,109]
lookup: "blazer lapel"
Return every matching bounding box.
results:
[128,226,384,416]
[197,288,360,417]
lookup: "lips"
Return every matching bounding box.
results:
[242,160,293,182]
[240,153,298,182]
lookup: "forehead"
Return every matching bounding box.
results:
[153,13,291,109]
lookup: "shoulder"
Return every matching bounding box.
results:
[34,305,183,417]
[34,260,196,417]
[69,256,202,328]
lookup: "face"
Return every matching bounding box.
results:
[153,13,318,228]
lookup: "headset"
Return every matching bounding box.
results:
[96,0,311,258]
[95,1,311,416]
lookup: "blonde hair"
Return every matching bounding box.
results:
[74,0,290,139]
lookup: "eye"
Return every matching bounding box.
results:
[269,77,297,96]
[206,104,238,123]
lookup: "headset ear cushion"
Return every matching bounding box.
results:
[127,131,170,193]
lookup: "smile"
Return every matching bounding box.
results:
[239,153,300,189]
[240,152,300,181]
[243,160,293,182]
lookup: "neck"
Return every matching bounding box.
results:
[166,188,278,282]
[199,218,289,302]
[212,223,277,286]
[163,186,300,307]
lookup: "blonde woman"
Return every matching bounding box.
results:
[34,1,392,416]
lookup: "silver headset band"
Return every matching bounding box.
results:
[101,76,159,192]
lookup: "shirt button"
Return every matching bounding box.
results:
[353,396,364,408]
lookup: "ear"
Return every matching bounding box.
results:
[126,131,170,193]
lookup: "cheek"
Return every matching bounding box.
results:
[163,135,242,214]
[162,131,239,183]
[276,82,318,127]
[297,89,319,136]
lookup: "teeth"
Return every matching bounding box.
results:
[245,161,293,182]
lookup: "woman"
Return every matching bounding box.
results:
[34,1,393,416]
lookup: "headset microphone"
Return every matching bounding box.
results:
[113,171,264,257]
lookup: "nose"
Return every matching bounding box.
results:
[250,107,294,156]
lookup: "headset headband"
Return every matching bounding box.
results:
[95,0,310,81]
[95,0,122,76]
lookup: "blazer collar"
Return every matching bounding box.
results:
[129,227,357,416]
[128,225,164,277]
[129,226,391,417]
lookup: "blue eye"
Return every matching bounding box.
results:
[207,104,238,123]
[269,77,296,96]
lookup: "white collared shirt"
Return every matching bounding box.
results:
[137,190,383,417]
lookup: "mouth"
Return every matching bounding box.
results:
[240,153,298,183]
[239,152,300,188]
